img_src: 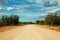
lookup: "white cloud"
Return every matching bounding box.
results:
[0,13,3,15]
[27,0,43,4]
[0,7,3,12]
[48,8,60,13]
[22,13,47,19]
[0,7,2,10]
[27,0,60,6]
[0,13,6,15]
[0,7,2,9]
[6,7,20,11]
[6,7,15,11]
[35,0,43,3]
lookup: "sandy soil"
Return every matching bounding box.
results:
[37,25,60,32]
[0,24,60,40]
[0,26,22,32]
[0,25,60,32]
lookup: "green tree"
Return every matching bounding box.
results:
[45,13,60,26]
[36,20,45,25]
[0,14,19,26]
[1,15,7,25]
[13,15,19,25]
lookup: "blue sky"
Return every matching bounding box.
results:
[0,0,60,22]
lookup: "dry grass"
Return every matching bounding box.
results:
[48,26,60,32]
[0,26,20,32]
[38,25,60,32]
[0,24,60,33]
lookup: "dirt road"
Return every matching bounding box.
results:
[0,24,60,40]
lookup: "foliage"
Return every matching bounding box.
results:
[36,20,45,25]
[36,13,60,26]
[45,13,60,26]
[0,14,19,26]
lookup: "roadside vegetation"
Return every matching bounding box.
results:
[0,14,35,27]
[36,13,60,26]
[36,13,60,31]
[0,14,19,26]
[0,12,60,32]
[0,13,60,26]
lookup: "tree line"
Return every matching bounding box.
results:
[36,13,60,26]
[0,12,60,26]
[0,14,35,26]
[0,14,19,26]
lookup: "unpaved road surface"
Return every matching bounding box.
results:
[0,24,60,40]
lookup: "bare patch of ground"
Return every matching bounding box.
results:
[47,26,60,32]
[37,25,60,32]
[0,26,21,32]
[0,24,60,33]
